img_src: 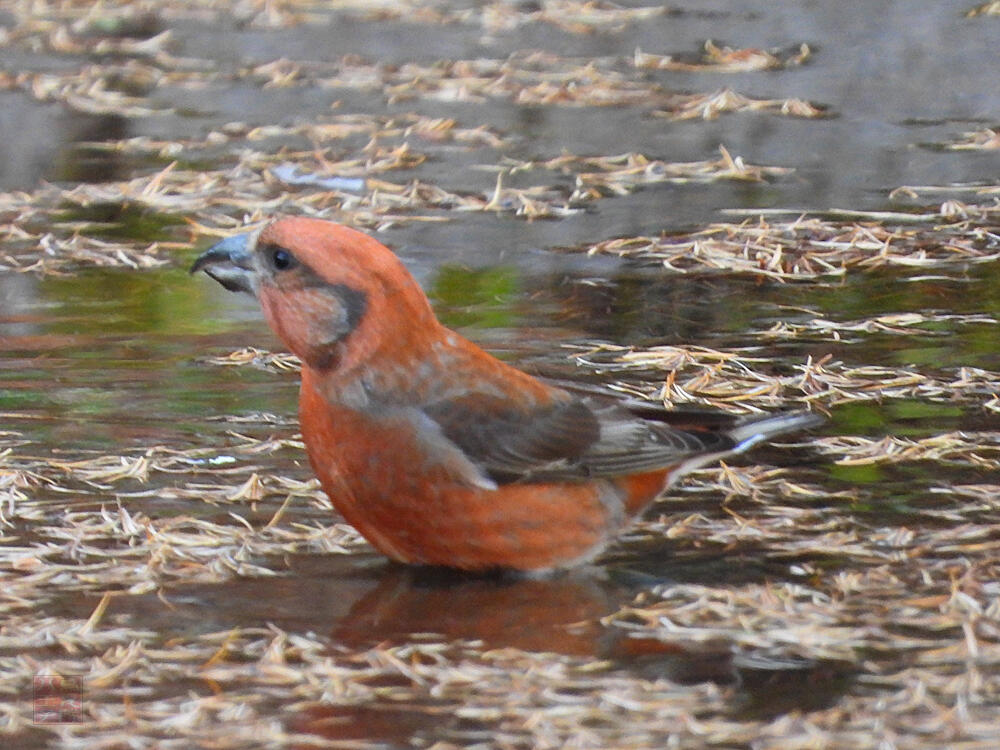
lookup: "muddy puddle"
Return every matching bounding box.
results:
[2,1,1000,748]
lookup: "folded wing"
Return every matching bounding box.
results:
[423,393,736,484]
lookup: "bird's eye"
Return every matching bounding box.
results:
[273,249,292,269]
[266,245,295,271]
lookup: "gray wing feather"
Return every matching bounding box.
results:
[424,394,737,483]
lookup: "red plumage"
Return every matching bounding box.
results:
[192,217,821,571]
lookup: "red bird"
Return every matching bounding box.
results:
[192,217,820,572]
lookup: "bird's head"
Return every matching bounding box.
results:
[191,217,440,372]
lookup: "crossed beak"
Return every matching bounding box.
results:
[189,233,256,294]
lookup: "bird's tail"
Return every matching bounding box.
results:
[726,410,826,453]
[666,410,823,487]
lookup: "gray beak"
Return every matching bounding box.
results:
[189,233,256,295]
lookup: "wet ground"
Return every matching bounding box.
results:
[2,1,1000,748]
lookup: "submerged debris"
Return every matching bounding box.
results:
[2,138,807,273]
[965,1,1000,17]
[582,212,1000,280]
[657,88,829,121]
[572,344,1000,414]
[1,2,999,749]
[634,40,812,73]
[936,128,1000,151]
[541,146,794,200]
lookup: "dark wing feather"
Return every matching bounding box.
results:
[424,393,734,484]
[425,396,600,482]
[573,399,734,477]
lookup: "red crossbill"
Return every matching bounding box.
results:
[192,217,820,571]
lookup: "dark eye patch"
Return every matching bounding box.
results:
[308,284,369,370]
[330,283,368,333]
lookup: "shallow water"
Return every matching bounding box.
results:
[2,1,999,747]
